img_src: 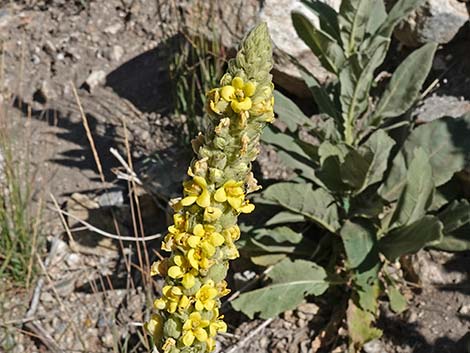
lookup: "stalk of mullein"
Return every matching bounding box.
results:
[146,23,274,353]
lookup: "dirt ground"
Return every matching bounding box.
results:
[1,1,470,353]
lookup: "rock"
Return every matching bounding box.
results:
[84,70,106,92]
[363,339,385,353]
[260,0,341,96]
[64,253,81,268]
[414,95,470,122]
[459,304,470,315]
[104,22,123,35]
[110,45,124,62]
[185,0,340,97]
[391,0,469,46]
[297,302,320,316]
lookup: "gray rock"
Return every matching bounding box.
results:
[186,0,340,97]
[392,0,469,46]
[85,70,107,91]
[363,339,386,353]
[110,45,124,62]
[414,95,470,122]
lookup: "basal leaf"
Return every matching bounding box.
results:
[390,148,434,228]
[340,219,376,268]
[251,254,287,267]
[366,0,387,35]
[338,0,374,55]
[273,90,313,132]
[379,216,444,261]
[266,211,306,226]
[301,0,340,41]
[254,226,303,244]
[292,11,346,74]
[262,182,340,232]
[372,43,437,125]
[433,224,470,252]
[376,0,425,38]
[404,116,470,187]
[300,69,340,121]
[341,148,373,190]
[387,286,408,314]
[360,129,396,191]
[231,259,328,319]
[347,300,382,350]
[438,200,470,234]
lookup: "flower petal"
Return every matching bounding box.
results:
[194,327,208,342]
[214,187,227,202]
[182,331,195,346]
[232,77,244,89]
[220,85,235,101]
[243,81,256,97]
[181,195,197,206]
[197,188,211,208]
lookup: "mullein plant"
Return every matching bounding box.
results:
[146,23,274,353]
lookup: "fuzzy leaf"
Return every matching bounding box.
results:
[273,90,313,132]
[338,0,374,55]
[380,115,470,201]
[433,224,470,252]
[265,211,306,226]
[366,0,387,34]
[376,0,425,38]
[292,11,345,74]
[347,300,382,350]
[379,216,444,261]
[438,200,470,234]
[231,259,328,319]
[404,116,470,187]
[390,148,434,228]
[372,43,437,124]
[300,69,340,121]
[388,286,407,314]
[301,0,340,40]
[251,254,286,267]
[262,182,340,232]
[341,220,376,268]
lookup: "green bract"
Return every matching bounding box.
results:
[232,1,470,351]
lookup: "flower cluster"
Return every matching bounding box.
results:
[146,23,274,353]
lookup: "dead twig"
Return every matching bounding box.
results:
[49,205,162,242]
[223,318,274,353]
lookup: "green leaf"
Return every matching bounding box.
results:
[387,286,408,314]
[292,11,346,74]
[339,41,388,144]
[347,300,382,350]
[390,148,434,228]
[300,69,340,121]
[360,129,396,191]
[301,0,340,41]
[378,151,407,201]
[231,259,329,319]
[251,254,287,267]
[254,226,304,244]
[262,182,340,233]
[340,130,395,193]
[379,216,444,261]
[273,90,313,132]
[404,116,470,187]
[366,0,387,34]
[265,211,306,226]
[376,0,425,38]
[338,0,374,55]
[433,224,470,252]
[438,200,470,234]
[372,43,437,125]
[340,220,376,268]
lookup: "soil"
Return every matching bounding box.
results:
[0,1,469,353]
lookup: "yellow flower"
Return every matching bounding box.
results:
[239,200,255,214]
[187,248,212,271]
[214,180,246,211]
[154,285,190,314]
[181,176,211,208]
[195,281,218,311]
[187,224,225,258]
[220,77,256,113]
[162,214,190,251]
[209,313,227,337]
[182,312,210,346]
[167,254,198,289]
